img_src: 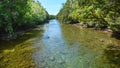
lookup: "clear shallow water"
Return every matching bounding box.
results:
[33,19,120,68]
[33,20,81,68]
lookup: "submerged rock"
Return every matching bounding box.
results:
[99,39,106,42]
[3,59,9,63]
[40,59,45,62]
[58,59,65,65]
[42,63,46,67]
[60,50,68,55]
[49,56,55,61]
[29,63,35,68]
[44,36,50,39]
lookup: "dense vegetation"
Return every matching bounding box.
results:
[0,0,49,39]
[49,15,56,20]
[57,0,120,36]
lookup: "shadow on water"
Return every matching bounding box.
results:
[103,44,120,68]
[0,28,43,53]
[111,33,120,40]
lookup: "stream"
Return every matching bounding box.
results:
[32,19,120,68]
[0,19,120,68]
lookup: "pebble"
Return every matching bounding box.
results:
[60,50,68,55]
[40,63,45,68]
[40,59,45,62]
[0,55,3,60]
[3,59,9,62]
[28,63,35,68]
[58,60,65,65]
[99,39,106,42]
[49,56,55,61]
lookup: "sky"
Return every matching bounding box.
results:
[38,0,66,15]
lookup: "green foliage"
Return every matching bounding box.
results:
[0,0,48,35]
[30,1,48,23]
[57,0,120,34]
[49,15,56,20]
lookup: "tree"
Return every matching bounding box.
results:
[57,0,120,35]
[0,0,49,38]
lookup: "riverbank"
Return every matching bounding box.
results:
[74,23,120,40]
[0,25,44,68]
[0,23,45,41]
[73,23,112,34]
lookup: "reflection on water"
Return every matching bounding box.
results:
[33,19,120,68]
